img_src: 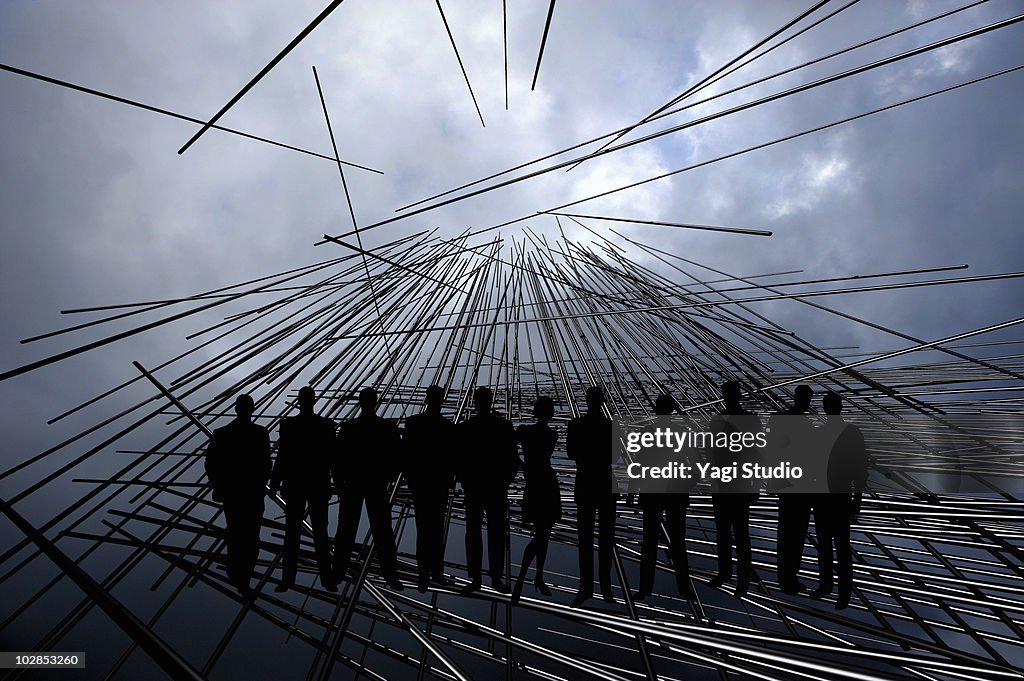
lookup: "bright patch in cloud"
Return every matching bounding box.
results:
[765,152,852,219]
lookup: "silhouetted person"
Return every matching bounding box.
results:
[567,386,618,606]
[206,394,271,597]
[511,396,562,605]
[708,380,761,599]
[634,394,691,601]
[333,388,403,590]
[456,387,519,594]
[403,385,456,592]
[811,392,867,610]
[269,386,336,593]
[774,385,814,595]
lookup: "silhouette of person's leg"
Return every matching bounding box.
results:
[463,491,484,588]
[835,502,853,608]
[664,500,690,596]
[333,489,363,582]
[710,495,733,585]
[778,495,810,592]
[279,491,306,590]
[812,497,836,598]
[534,522,551,586]
[486,496,508,585]
[511,534,537,605]
[430,491,449,580]
[637,504,660,597]
[597,495,616,599]
[734,499,753,597]
[307,494,335,589]
[364,488,400,586]
[223,499,245,589]
[575,493,596,601]
[512,517,555,605]
[793,496,810,580]
[412,493,449,591]
[239,495,265,592]
[777,495,793,587]
[413,490,434,587]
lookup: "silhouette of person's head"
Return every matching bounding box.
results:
[473,387,493,415]
[297,386,315,414]
[793,385,812,412]
[358,387,378,415]
[823,391,843,416]
[533,396,554,423]
[585,386,604,413]
[724,376,741,403]
[722,380,742,410]
[235,394,255,421]
[424,384,445,411]
[654,393,675,416]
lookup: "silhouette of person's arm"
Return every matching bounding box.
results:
[707,413,728,467]
[514,424,527,468]
[257,426,272,489]
[565,420,580,463]
[269,421,288,496]
[442,418,457,491]
[205,430,225,502]
[321,417,337,491]
[452,423,469,493]
[502,420,519,486]
[848,426,868,519]
[398,422,412,484]
[383,420,402,481]
[737,412,763,492]
[331,422,347,494]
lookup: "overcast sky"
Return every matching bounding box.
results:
[1,0,1023,504]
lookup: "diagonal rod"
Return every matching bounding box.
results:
[434,0,486,127]
[530,0,557,90]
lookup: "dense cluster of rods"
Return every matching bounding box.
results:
[2,227,1023,681]
[2,0,1024,680]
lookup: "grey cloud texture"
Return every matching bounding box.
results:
[1,1,1022,485]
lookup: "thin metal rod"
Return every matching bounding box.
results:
[344,14,1024,236]
[327,270,1024,338]
[0,497,207,681]
[393,0,992,214]
[177,0,345,154]
[568,0,833,169]
[531,0,557,90]
[320,234,465,292]
[546,211,772,236]
[448,61,1024,240]
[503,0,509,109]
[0,62,381,173]
[434,0,486,127]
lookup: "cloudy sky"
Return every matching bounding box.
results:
[1,0,1022,504]
[1,4,1023,671]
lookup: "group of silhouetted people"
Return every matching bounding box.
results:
[704,380,868,609]
[205,381,866,611]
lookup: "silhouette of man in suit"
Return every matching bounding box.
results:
[811,392,867,610]
[403,384,455,592]
[567,386,618,606]
[269,386,336,593]
[456,386,519,594]
[708,380,761,599]
[206,394,271,597]
[634,394,691,600]
[774,384,814,595]
[333,387,404,590]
